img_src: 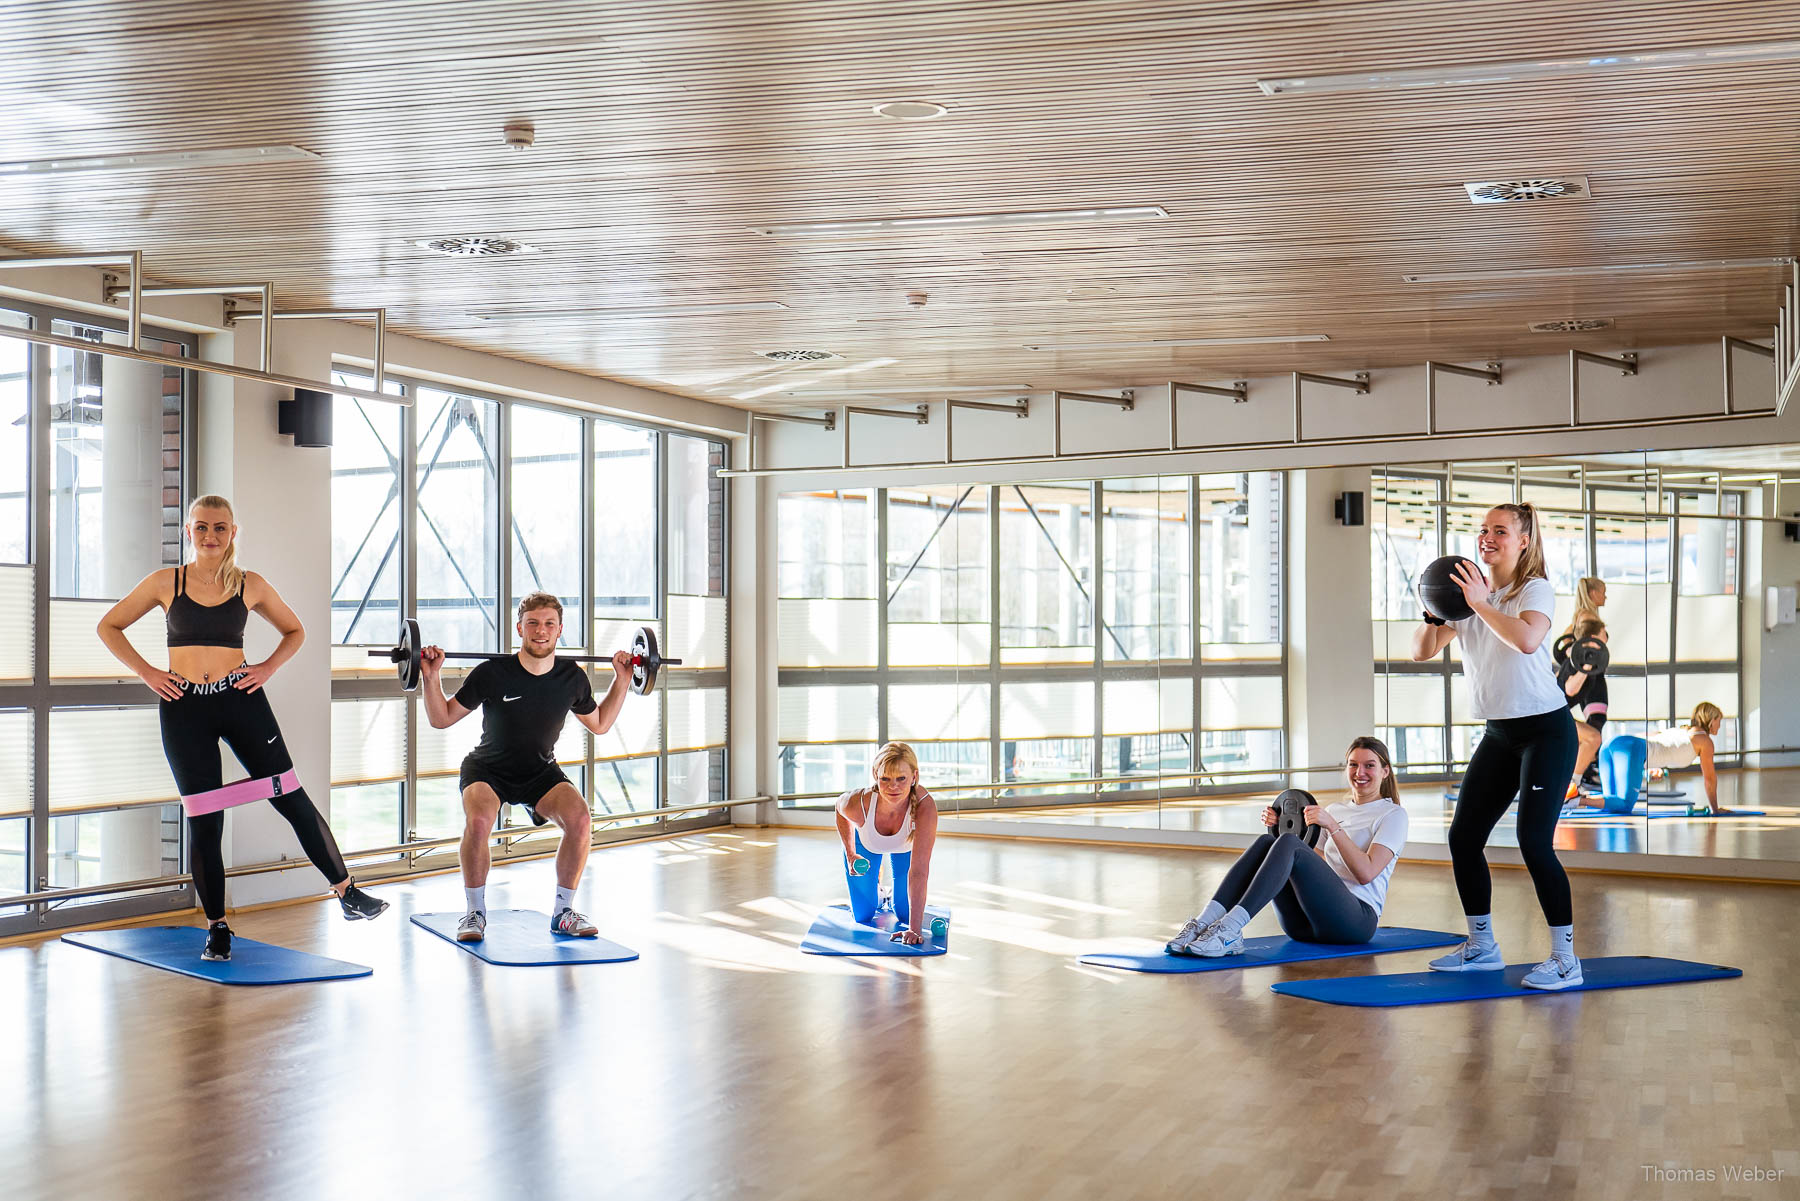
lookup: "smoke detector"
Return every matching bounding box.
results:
[757,349,842,362]
[1529,318,1614,332]
[502,122,535,150]
[872,100,948,121]
[412,236,542,258]
[904,291,929,309]
[1465,176,1590,205]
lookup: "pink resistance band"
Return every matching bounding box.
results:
[181,769,303,817]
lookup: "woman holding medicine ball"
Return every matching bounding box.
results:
[1412,504,1581,990]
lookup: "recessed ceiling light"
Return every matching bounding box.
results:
[872,99,948,121]
[751,206,1168,237]
[472,301,787,320]
[1022,335,1329,351]
[412,236,542,258]
[1402,257,1792,283]
[1255,38,1800,94]
[0,144,319,176]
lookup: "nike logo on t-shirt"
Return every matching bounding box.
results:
[503,695,522,702]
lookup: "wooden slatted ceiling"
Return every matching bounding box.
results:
[1,0,1797,409]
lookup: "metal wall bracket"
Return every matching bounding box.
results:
[1569,350,1639,425]
[1053,389,1132,457]
[1169,380,1248,450]
[1292,370,1369,443]
[106,280,277,371]
[1424,360,1501,434]
[0,250,144,349]
[1722,336,1776,415]
[231,306,388,393]
[839,403,929,467]
[945,397,1030,465]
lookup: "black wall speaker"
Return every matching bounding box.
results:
[1334,490,1365,527]
[1784,521,1798,543]
[278,387,333,448]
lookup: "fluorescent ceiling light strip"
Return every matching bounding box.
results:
[1257,39,1800,95]
[472,301,787,320]
[734,358,898,401]
[1023,335,1328,351]
[751,206,1167,237]
[0,144,319,176]
[1404,257,1793,283]
[787,385,1031,396]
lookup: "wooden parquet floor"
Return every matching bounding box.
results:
[0,828,1791,1201]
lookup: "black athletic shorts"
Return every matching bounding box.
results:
[458,758,572,824]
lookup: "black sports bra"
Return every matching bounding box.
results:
[165,566,248,649]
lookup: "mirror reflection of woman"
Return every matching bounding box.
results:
[1561,577,1610,799]
[98,496,388,963]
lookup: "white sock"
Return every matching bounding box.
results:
[1550,924,1576,961]
[1467,914,1497,948]
[1196,900,1226,928]
[464,886,485,915]
[555,885,577,914]
[1217,906,1250,936]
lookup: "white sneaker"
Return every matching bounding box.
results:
[1522,955,1583,991]
[455,911,486,943]
[551,908,598,938]
[1428,940,1506,971]
[1189,927,1245,958]
[1165,918,1212,955]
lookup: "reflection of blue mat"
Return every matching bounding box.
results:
[1560,807,1765,820]
[62,927,371,986]
[801,904,950,956]
[1079,926,1463,973]
[411,909,638,966]
[1271,956,1741,1007]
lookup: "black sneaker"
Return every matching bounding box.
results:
[338,881,390,921]
[201,922,232,962]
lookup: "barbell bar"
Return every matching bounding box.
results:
[368,618,682,695]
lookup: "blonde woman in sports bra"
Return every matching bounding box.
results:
[833,742,941,945]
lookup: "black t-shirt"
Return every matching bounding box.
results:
[454,656,596,775]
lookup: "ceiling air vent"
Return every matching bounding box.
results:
[1465,177,1589,205]
[1529,318,1613,333]
[757,349,842,362]
[412,236,540,257]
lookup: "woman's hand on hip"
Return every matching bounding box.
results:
[231,660,277,693]
[141,668,186,701]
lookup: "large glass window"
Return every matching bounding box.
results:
[509,405,584,646]
[329,372,405,646]
[416,386,501,652]
[0,311,27,562]
[1000,483,1094,664]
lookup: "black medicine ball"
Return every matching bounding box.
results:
[1418,555,1476,622]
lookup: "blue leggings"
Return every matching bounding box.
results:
[1597,735,1648,815]
[844,833,910,927]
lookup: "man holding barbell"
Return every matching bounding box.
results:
[418,592,633,943]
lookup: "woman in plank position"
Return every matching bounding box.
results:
[834,741,941,944]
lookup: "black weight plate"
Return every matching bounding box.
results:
[400,617,422,692]
[1552,632,1575,669]
[631,626,652,695]
[1273,788,1313,839]
[1569,635,1609,676]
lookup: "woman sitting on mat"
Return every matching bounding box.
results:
[1561,577,1610,799]
[1577,702,1733,815]
[1164,736,1409,958]
[833,741,941,945]
[98,495,388,963]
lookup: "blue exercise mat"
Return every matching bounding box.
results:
[62,926,371,986]
[1079,926,1464,973]
[411,909,638,966]
[1560,806,1765,820]
[800,904,951,956]
[1270,955,1741,1007]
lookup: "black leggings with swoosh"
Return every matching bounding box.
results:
[1449,707,1578,926]
[159,675,348,920]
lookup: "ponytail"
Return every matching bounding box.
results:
[1490,502,1547,604]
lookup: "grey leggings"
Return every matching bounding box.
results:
[1209,832,1378,944]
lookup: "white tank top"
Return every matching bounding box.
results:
[849,787,917,854]
[1645,727,1699,771]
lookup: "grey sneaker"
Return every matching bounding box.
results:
[1165,917,1212,954]
[1189,927,1245,958]
[456,911,487,943]
[1522,955,1583,991]
[551,908,598,938]
[1428,940,1506,971]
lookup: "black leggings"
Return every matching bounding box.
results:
[159,678,348,921]
[1209,832,1378,944]
[1450,707,1577,926]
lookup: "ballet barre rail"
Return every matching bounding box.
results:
[4,796,770,909]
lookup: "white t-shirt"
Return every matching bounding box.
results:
[1450,576,1566,720]
[1646,727,1699,771]
[1318,798,1409,915]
